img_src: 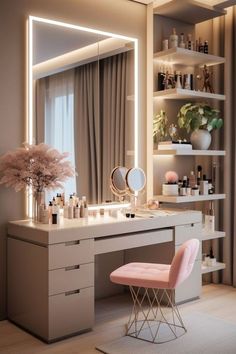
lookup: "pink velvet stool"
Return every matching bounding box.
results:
[110,238,200,343]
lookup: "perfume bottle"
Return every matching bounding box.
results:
[205,201,215,233]
[169,28,178,48]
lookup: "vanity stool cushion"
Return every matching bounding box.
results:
[110,262,170,289]
[110,239,199,290]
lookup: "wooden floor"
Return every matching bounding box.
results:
[1,284,236,354]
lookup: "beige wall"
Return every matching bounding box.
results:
[0,0,147,319]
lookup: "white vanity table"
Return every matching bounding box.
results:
[7,209,202,342]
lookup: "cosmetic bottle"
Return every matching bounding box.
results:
[48,201,53,219]
[42,207,49,224]
[52,204,59,224]
[205,201,215,232]
[191,185,199,196]
[82,196,88,218]
[208,248,216,266]
[197,165,202,185]
[169,28,178,48]
[179,33,185,48]
[200,179,208,195]
[189,171,196,188]
[198,37,204,52]
[186,184,191,196]
[74,203,80,219]
[68,205,74,219]
[204,40,208,54]
[63,203,69,218]
[162,39,169,51]
[187,34,193,50]
[80,200,85,218]
[175,71,182,89]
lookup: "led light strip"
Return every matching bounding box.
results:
[27,16,139,216]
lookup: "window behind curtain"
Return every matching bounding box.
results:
[44,69,76,201]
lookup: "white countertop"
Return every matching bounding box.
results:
[8,208,201,245]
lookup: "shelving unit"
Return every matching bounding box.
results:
[154,149,226,156]
[201,230,225,241]
[201,262,226,274]
[147,0,227,283]
[154,47,225,67]
[153,0,226,24]
[153,88,226,100]
[155,194,226,204]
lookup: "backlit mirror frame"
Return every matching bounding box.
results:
[27,15,139,217]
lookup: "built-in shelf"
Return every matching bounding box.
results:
[154,149,226,156]
[201,262,226,274]
[154,47,225,67]
[201,230,226,241]
[154,88,226,101]
[153,0,226,25]
[154,194,226,203]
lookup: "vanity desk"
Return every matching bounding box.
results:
[7,209,202,342]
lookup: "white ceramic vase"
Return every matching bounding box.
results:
[190,129,212,150]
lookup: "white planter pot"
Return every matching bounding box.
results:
[190,129,212,150]
[162,184,178,196]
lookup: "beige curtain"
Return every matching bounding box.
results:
[210,6,236,285]
[74,52,129,204]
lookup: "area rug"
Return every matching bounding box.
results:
[96,312,236,354]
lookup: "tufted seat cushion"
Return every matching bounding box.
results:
[110,262,171,289]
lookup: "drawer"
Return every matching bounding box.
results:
[49,263,94,296]
[95,229,173,255]
[49,239,94,270]
[49,286,94,340]
[175,223,202,245]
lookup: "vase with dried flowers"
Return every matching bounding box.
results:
[0,143,75,221]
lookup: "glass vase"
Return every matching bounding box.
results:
[33,191,45,223]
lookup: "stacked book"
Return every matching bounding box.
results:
[158,141,192,150]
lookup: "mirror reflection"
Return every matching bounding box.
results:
[31,18,136,204]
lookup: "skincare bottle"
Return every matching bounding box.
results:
[200,179,209,195]
[68,198,74,219]
[208,248,216,266]
[52,204,58,224]
[74,203,80,219]
[187,34,193,50]
[63,203,69,218]
[197,165,202,185]
[179,33,185,48]
[82,196,88,218]
[189,171,196,188]
[48,201,53,219]
[175,71,182,89]
[204,40,209,54]
[42,207,49,224]
[80,200,85,218]
[191,185,199,196]
[205,201,215,232]
[198,37,204,52]
[169,28,178,48]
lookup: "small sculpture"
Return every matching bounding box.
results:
[202,65,214,93]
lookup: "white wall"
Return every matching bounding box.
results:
[0,0,147,319]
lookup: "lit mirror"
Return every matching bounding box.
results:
[110,166,128,198]
[28,16,138,206]
[126,167,146,194]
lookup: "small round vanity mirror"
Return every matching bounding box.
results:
[126,167,146,194]
[110,166,128,196]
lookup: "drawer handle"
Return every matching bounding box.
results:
[65,240,80,246]
[65,265,80,271]
[65,289,80,296]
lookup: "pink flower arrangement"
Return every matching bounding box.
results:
[0,143,75,192]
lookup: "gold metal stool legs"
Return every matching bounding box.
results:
[126,286,187,344]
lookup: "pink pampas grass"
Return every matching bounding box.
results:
[165,171,178,184]
[0,143,75,192]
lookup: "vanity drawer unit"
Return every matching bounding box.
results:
[7,236,94,342]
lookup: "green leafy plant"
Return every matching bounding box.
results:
[177,103,223,133]
[153,110,169,142]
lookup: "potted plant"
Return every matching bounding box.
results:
[162,171,179,196]
[177,103,223,150]
[153,110,169,144]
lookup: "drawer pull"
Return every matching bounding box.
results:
[65,265,80,271]
[65,240,80,246]
[65,289,80,296]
